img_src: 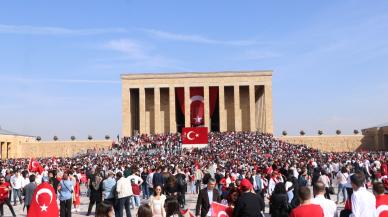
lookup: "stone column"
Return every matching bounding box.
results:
[154,87,161,134]
[184,86,190,127]
[122,87,131,137]
[219,86,226,132]
[234,85,242,131]
[264,85,273,134]
[169,87,177,133]
[249,85,256,131]
[204,85,210,131]
[139,87,146,134]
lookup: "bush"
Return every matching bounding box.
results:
[354,129,359,135]
[36,136,41,141]
[336,130,342,135]
[318,130,323,135]
[71,136,76,141]
[282,131,287,136]
[88,135,93,140]
[300,130,306,136]
[105,135,110,140]
[53,136,58,141]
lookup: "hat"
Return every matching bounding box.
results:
[239,178,253,191]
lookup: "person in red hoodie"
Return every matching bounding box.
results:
[289,186,324,217]
[131,178,141,209]
[373,182,388,217]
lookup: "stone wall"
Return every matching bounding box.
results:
[279,135,380,152]
[0,135,35,159]
[15,140,113,158]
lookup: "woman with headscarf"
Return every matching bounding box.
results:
[233,178,265,217]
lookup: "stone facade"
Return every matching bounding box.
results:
[0,134,35,159]
[15,140,113,158]
[279,134,382,152]
[121,71,274,136]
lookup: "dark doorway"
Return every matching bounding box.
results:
[175,94,184,133]
[385,134,388,147]
[211,94,220,132]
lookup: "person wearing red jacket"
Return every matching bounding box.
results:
[373,182,388,217]
[0,176,16,217]
[131,179,141,208]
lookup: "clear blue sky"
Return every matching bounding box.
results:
[1,0,388,139]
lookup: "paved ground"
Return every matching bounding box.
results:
[2,186,345,217]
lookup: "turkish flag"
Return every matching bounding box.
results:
[190,87,204,126]
[28,158,44,174]
[212,202,233,217]
[182,127,208,145]
[176,87,219,126]
[27,182,59,217]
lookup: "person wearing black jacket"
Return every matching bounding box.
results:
[152,167,164,188]
[233,179,265,217]
[175,167,187,208]
[195,178,221,217]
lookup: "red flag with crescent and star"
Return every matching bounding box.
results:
[27,182,59,217]
[182,127,208,146]
[176,87,219,127]
[212,202,233,217]
[28,158,44,174]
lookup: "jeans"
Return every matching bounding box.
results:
[60,199,72,217]
[337,183,347,202]
[148,187,153,197]
[12,189,22,204]
[141,183,149,199]
[195,180,201,194]
[0,199,16,216]
[116,196,131,217]
[131,195,140,207]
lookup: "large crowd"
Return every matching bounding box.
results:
[1,131,388,217]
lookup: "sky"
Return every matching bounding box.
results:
[1,0,388,140]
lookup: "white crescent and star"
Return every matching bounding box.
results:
[193,116,202,123]
[32,161,38,169]
[190,95,204,102]
[35,188,53,212]
[186,131,200,141]
[217,211,229,217]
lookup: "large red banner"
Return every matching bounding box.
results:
[176,87,218,127]
[182,127,208,146]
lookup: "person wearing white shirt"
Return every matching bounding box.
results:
[21,171,30,188]
[336,167,349,204]
[116,172,133,217]
[350,172,376,217]
[10,171,24,205]
[128,171,144,185]
[312,181,337,217]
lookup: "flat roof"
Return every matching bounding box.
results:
[121,70,273,80]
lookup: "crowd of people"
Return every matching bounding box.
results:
[1,131,388,217]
